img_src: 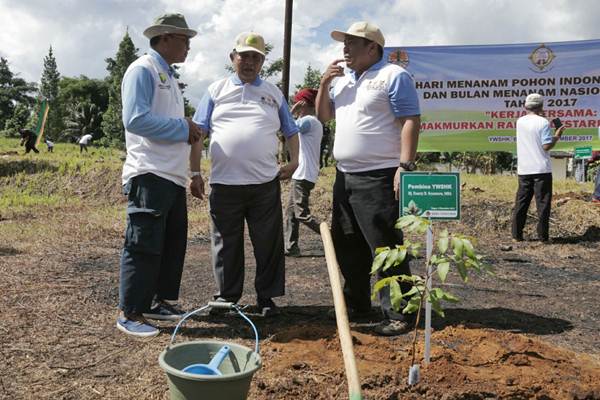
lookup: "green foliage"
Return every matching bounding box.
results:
[101,32,138,147]
[295,65,322,91]
[3,103,31,137]
[372,215,491,319]
[63,101,102,141]
[0,57,36,133]
[39,46,64,138]
[59,76,109,112]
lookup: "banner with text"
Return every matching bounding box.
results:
[386,39,600,152]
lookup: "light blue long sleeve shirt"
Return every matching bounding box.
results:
[121,49,188,142]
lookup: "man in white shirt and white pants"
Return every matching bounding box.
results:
[512,93,565,243]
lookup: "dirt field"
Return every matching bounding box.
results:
[1,163,600,399]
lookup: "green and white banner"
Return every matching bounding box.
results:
[386,39,600,152]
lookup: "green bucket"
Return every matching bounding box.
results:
[158,302,262,400]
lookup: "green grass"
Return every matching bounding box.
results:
[462,173,593,202]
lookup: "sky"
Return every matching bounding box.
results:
[1,0,600,105]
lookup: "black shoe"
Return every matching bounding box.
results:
[143,301,185,321]
[374,319,413,336]
[327,307,373,322]
[257,298,279,317]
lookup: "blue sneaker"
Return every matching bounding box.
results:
[143,301,185,321]
[116,316,159,338]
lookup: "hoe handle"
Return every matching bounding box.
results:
[320,223,363,400]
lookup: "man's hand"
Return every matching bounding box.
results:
[290,100,306,117]
[278,161,298,181]
[555,125,566,137]
[320,59,345,87]
[189,174,205,199]
[394,167,403,200]
[186,118,203,145]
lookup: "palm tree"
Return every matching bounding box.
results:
[62,101,102,142]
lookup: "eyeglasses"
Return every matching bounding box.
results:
[169,34,190,46]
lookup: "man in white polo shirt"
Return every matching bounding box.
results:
[316,21,421,336]
[117,13,204,337]
[284,88,323,257]
[193,32,299,316]
[512,93,564,242]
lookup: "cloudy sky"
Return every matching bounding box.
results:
[1,0,599,104]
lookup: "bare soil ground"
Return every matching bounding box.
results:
[1,171,600,399]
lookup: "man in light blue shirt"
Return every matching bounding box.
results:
[116,13,204,338]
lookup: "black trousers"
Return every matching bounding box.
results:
[331,168,412,321]
[284,179,320,251]
[209,178,285,302]
[119,173,187,315]
[512,173,552,241]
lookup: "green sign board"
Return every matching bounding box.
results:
[574,146,593,160]
[400,172,461,220]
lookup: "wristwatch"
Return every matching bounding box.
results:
[190,171,202,178]
[399,161,417,171]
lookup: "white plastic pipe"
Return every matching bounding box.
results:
[424,225,433,364]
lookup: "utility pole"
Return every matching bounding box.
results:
[282,0,293,101]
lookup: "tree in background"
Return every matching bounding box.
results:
[0,57,36,136]
[63,102,102,142]
[294,65,321,91]
[39,46,63,138]
[58,76,109,141]
[100,31,138,147]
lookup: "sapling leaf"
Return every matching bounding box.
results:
[437,261,450,282]
[401,286,419,298]
[371,277,397,300]
[383,248,399,271]
[390,279,403,311]
[438,230,449,253]
[371,250,388,274]
[452,237,464,257]
[462,238,475,258]
[430,299,445,317]
[456,261,468,282]
[403,295,421,314]
[375,246,390,255]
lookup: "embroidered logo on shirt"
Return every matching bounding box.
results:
[260,95,278,109]
[159,72,167,84]
[365,79,386,91]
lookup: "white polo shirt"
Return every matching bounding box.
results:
[292,115,323,183]
[332,59,420,173]
[516,114,554,175]
[193,76,298,185]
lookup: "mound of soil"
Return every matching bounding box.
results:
[253,324,600,399]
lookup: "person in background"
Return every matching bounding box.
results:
[511,93,565,243]
[193,32,299,317]
[284,88,323,257]
[116,13,204,337]
[78,133,93,153]
[45,138,54,153]
[316,21,421,336]
[19,128,39,154]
